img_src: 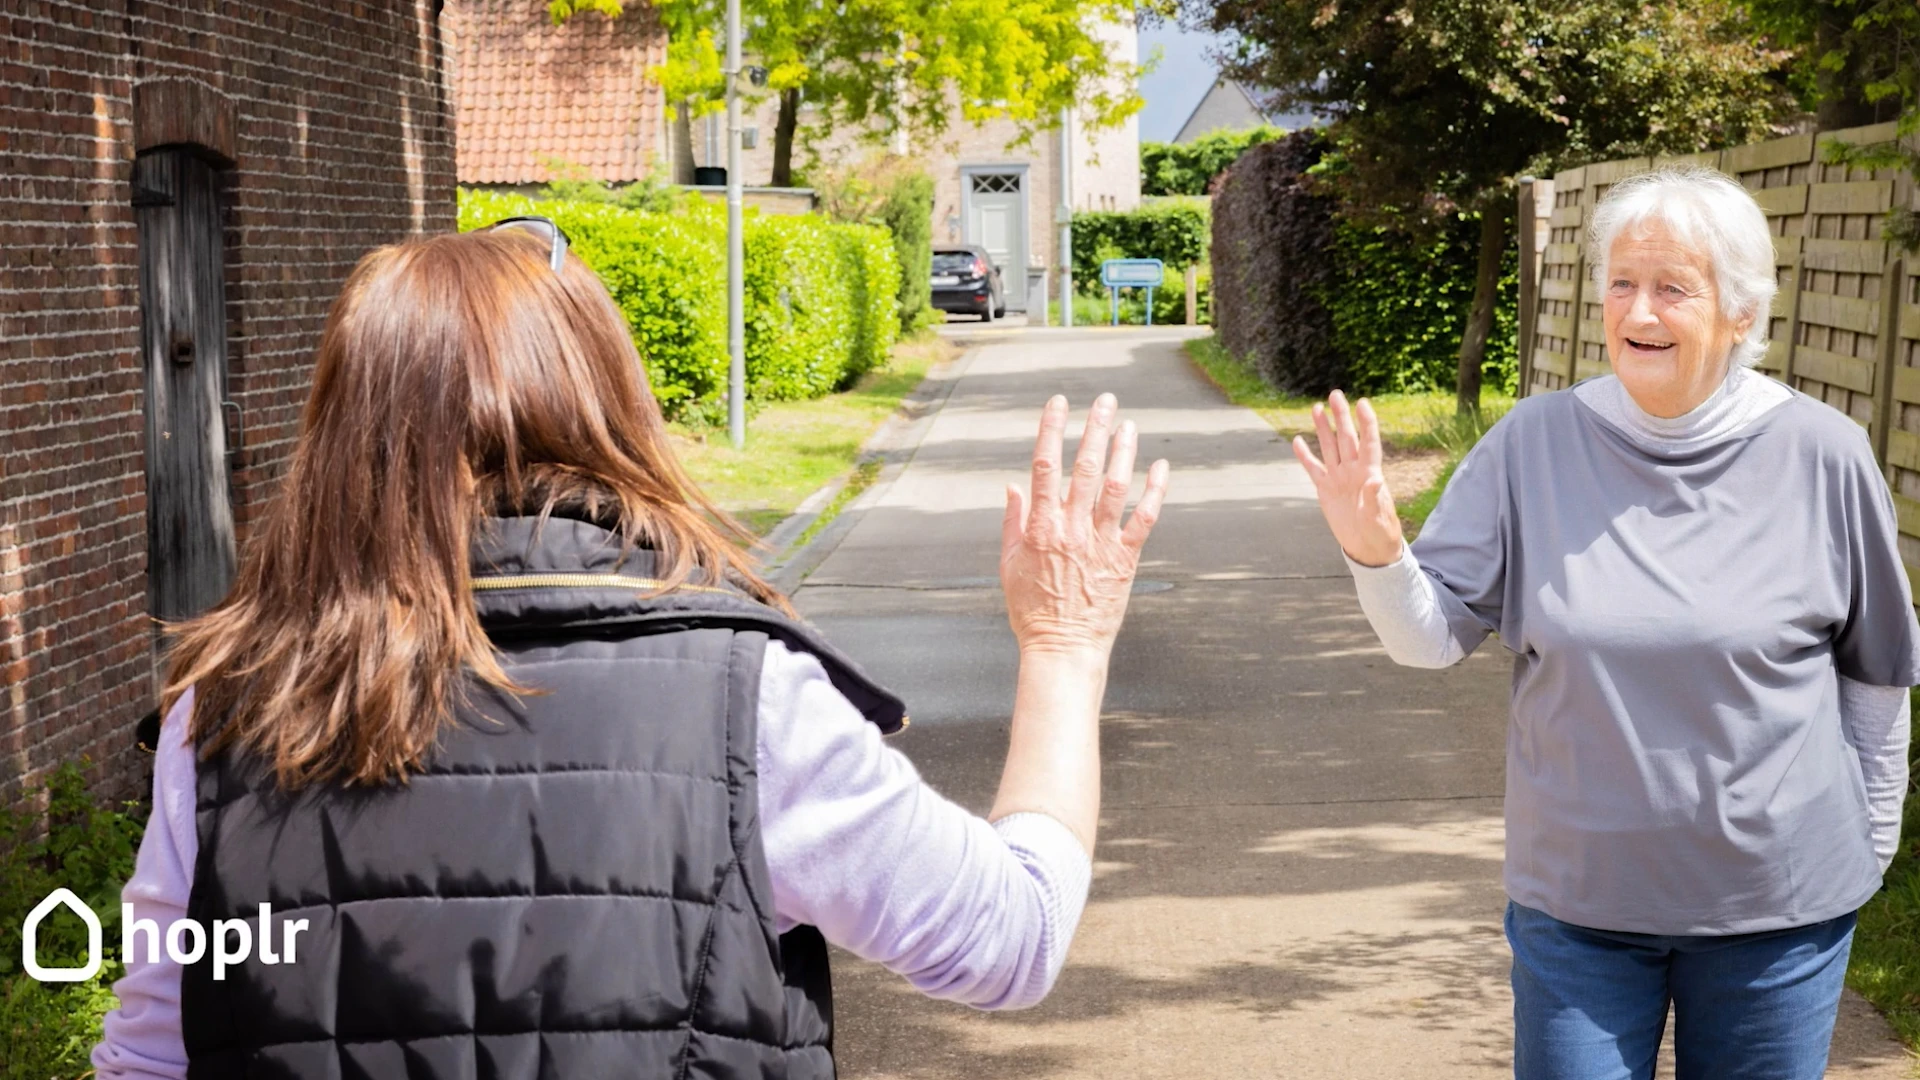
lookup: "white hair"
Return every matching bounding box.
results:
[1587,166,1778,369]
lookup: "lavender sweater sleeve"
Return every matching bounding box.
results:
[91,689,197,1080]
[92,647,1091,1077]
[756,640,1091,1009]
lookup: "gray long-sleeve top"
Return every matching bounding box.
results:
[1350,370,1920,935]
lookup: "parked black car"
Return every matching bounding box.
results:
[930,245,1007,321]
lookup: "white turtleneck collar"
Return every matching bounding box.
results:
[1572,365,1793,456]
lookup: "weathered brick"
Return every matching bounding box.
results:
[1,0,456,808]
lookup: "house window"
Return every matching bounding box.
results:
[970,173,1021,195]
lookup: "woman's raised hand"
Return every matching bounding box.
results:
[1291,390,1404,567]
[1000,394,1171,656]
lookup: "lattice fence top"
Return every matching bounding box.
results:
[1514,121,1920,597]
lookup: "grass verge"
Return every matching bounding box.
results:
[1183,335,1510,532]
[793,460,883,550]
[1848,704,1920,1051]
[671,334,956,537]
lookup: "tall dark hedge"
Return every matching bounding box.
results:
[1210,131,1342,395]
[1210,130,1520,398]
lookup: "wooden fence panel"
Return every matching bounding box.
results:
[1789,127,1904,429]
[1894,193,1920,590]
[1516,123,1919,605]
[1526,170,1584,393]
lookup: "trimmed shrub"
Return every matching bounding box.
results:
[876,172,936,335]
[807,156,938,337]
[1070,200,1210,290]
[1209,131,1519,397]
[458,189,898,421]
[837,225,902,383]
[1141,126,1288,197]
[1325,219,1519,396]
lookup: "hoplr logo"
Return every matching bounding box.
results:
[22,888,308,983]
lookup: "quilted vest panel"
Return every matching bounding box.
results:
[181,516,904,1080]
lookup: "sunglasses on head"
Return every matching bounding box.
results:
[486,215,571,272]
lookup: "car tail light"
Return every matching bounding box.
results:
[972,256,989,277]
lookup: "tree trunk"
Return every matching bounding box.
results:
[1813,7,1883,130]
[1455,209,1507,416]
[672,106,696,185]
[771,88,800,188]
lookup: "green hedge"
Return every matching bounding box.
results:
[1323,219,1519,396]
[458,190,899,422]
[1141,126,1287,197]
[1069,200,1210,290]
[1210,131,1517,398]
[876,173,937,335]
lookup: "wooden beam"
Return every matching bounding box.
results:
[1895,492,1920,540]
[1888,428,1920,473]
[1792,346,1877,394]
[1876,257,1905,464]
[1722,133,1815,175]
[1750,185,1808,217]
[1808,181,1895,216]
[1518,179,1540,397]
[1796,292,1880,335]
[1802,238,1887,275]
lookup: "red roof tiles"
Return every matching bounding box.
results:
[445,0,667,184]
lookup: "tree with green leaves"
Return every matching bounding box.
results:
[1746,0,1919,252]
[1743,0,1917,129]
[553,0,1146,188]
[1194,0,1792,413]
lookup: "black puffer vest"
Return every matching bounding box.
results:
[182,516,905,1079]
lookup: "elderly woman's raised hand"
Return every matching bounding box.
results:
[1000,394,1170,657]
[1291,390,1405,567]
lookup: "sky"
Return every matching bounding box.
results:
[1136,21,1231,143]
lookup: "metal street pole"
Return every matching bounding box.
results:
[1058,106,1073,328]
[725,0,745,448]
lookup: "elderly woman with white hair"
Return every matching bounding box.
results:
[1294,166,1920,1079]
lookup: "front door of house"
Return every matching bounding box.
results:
[134,148,237,621]
[966,172,1026,310]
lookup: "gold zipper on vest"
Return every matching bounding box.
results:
[471,572,730,594]
[471,572,910,732]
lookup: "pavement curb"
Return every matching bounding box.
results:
[763,346,977,593]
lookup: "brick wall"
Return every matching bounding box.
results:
[0,0,457,807]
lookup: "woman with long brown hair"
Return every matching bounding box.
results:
[91,221,1168,1079]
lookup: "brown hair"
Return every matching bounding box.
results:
[165,229,786,789]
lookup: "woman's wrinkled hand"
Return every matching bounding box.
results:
[1291,389,1404,567]
[1000,394,1170,656]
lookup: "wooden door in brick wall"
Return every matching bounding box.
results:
[134,149,237,620]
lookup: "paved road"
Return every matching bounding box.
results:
[790,325,1914,1079]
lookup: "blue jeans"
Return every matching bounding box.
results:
[1506,901,1857,1080]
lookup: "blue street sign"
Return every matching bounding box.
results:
[1100,259,1165,325]
[1100,259,1165,287]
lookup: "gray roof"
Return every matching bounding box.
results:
[1173,79,1271,143]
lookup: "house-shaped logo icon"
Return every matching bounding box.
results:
[22,888,102,983]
